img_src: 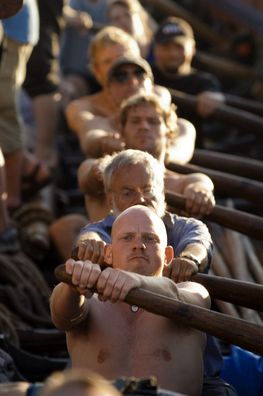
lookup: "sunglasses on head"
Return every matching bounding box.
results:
[110,67,147,83]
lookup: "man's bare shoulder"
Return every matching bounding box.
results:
[66,94,97,114]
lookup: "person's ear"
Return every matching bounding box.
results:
[164,245,174,266]
[104,244,113,265]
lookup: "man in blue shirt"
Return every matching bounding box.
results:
[75,149,236,396]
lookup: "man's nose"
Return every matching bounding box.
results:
[133,237,146,250]
[133,191,146,204]
[139,119,149,129]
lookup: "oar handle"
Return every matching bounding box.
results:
[165,191,263,240]
[192,273,263,312]
[54,264,263,355]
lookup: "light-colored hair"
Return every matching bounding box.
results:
[120,92,179,140]
[103,149,166,217]
[89,26,140,73]
[40,369,121,396]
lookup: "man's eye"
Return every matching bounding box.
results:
[149,118,161,125]
[144,235,157,243]
[130,118,140,124]
[121,190,133,198]
[122,235,133,241]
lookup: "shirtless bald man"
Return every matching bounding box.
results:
[50,205,210,396]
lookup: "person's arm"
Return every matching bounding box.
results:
[75,231,106,264]
[163,242,209,283]
[165,118,196,164]
[165,170,215,216]
[163,213,213,282]
[197,91,225,117]
[50,259,101,330]
[65,101,124,157]
[63,4,93,32]
[80,129,124,158]
[95,268,210,309]
[77,158,105,196]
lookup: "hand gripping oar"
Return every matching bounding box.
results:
[165,191,263,241]
[0,0,23,19]
[170,89,263,136]
[54,264,263,356]
[69,246,263,312]
[166,161,263,206]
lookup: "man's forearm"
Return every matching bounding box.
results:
[178,242,209,272]
[50,283,88,330]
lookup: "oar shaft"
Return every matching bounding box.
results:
[171,90,263,135]
[165,191,263,240]
[54,265,263,355]
[192,273,263,312]
[191,149,263,181]
[166,161,263,205]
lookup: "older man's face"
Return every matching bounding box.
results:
[108,163,165,217]
[108,64,153,107]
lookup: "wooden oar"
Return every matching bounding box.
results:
[191,149,263,181]
[71,244,263,311]
[0,0,23,19]
[165,191,263,240]
[171,90,263,136]
[194,50,261,81]
[224,93,263,117]
[54,264,263,356]
[166,161,263,206]
[192,273,263,312]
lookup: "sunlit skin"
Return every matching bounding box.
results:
[50,206,209,395]
[108,163,162,216]
[107,207,171,277]
[122,103,167,161]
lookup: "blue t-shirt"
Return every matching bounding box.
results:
[80,212,213,263]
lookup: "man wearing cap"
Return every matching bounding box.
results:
[65,28,196,164]
[151,16,225,148]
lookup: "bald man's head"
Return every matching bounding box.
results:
[106,205,173,276]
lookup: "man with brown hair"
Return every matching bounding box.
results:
[65,27,196,163]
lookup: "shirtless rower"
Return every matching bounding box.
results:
[50,205,210,396]
[65,26,195,163]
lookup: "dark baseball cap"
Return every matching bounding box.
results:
[154,17,194,44]
[107,55,153,83]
